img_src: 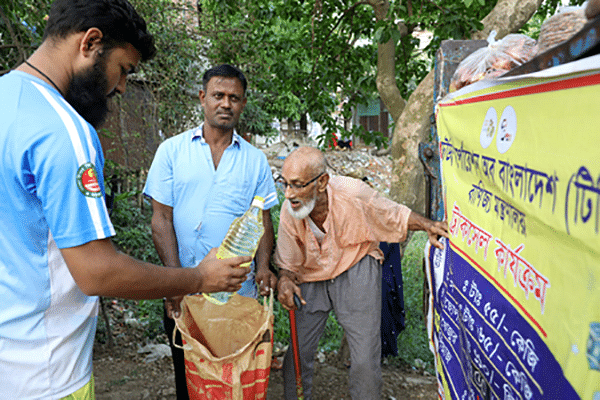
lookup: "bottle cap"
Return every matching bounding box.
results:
[251,196,265,209]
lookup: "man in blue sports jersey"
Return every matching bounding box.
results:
[0,1,250,399]
[144,64,279,400]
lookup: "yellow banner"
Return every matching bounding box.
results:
[428,56,600,399]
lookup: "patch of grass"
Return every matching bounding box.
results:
[272,300,290,343]
[110,192,160,265]
[136,299,166,340]
[387,231,434,372]
[107,369,139,388]
[317,313,345,352]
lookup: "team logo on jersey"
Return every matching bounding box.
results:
[77,162,102,198]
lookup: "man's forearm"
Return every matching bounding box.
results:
[406,210,449,249]
[278,268,298,283]
[151,206,181,268]
[152,226,181,268]
[406,210,434,232]
[255,209,274,272]
[60,238,201,298]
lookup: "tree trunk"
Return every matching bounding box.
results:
[388,0,543,213]
[368,0,408,123]
[300,113,308,137]
[473,0,544,40]
[389,69,433,214]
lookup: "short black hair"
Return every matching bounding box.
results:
[202,64,247,94]
[43,0,156,61]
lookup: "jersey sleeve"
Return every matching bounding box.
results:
[31,100,115,249]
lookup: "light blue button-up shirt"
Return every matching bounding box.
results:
[144,124,278,297]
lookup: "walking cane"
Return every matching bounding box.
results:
[290,293,304,400]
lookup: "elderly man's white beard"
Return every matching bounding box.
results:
[286,196,317,220]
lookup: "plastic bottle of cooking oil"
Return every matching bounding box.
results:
[203,196,265,305]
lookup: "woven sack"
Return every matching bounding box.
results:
[537,7,587,54]
[174,292,274,400]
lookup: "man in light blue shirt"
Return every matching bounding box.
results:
[143,64,279,399]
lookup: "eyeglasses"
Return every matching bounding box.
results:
[277,172,324,191]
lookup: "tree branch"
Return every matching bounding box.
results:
[422,0,451,13]
[473,0,544,40]
[0,5,27,65]
[311,0,371,74]
[366,0,408,122]
[389,0,544,214]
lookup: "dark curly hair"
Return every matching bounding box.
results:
[43,0,156,61]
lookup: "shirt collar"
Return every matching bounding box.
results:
[192,122,242,147]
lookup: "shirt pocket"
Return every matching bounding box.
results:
[225,172,255,210]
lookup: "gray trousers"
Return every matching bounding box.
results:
[283,255,382,400]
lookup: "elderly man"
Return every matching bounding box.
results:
[275,146,448,400]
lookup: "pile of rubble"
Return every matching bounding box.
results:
[261,141,393,197]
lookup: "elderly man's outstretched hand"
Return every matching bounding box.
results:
[426,220,449,250]
[407,211,450,250]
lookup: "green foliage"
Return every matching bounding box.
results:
[273,300,291,344]
[0,0,52,73]
[270,188,286,243]
[109,190,160,264]
[136,299,165,339]
[128,0,204,137]
[317,313,345,352]
[5,0,586,151]
[237,91,279,138]
[196,0,504,148]
[392,232,433,370]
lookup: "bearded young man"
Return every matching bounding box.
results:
[0,1,250,398]
[275,146,449,400]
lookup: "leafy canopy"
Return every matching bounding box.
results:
[1,0,586,147]
[197,0,498,147]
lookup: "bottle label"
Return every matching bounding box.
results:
[251,196,265,209]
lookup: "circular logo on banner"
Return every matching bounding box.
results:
[480,107,497,149]
[496,106,517,154]
[77,162,102,198]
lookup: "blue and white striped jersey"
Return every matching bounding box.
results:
[0,71,115,399]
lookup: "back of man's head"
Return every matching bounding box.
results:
[43,0,156,61]
[202,64,247,94]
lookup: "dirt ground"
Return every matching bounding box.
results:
[93,344,438,400]
[93,323,439,400]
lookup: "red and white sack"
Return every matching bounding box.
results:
[174,292,274,400]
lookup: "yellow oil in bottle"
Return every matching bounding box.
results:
[203,196,265,305]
